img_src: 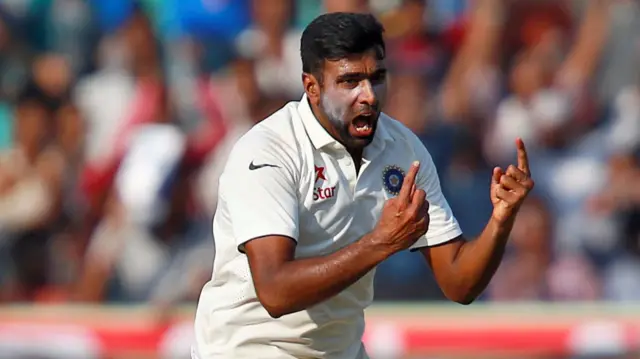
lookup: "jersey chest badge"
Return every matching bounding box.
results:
[382,165,405,196]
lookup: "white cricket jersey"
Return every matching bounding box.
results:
[193,95,462,359]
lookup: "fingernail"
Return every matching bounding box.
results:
[413,161,420,167]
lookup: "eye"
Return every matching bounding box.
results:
[342,78,359,88]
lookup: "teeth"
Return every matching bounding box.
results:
[355,124,371,132]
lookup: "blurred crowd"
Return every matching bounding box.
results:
[0,0,639,307]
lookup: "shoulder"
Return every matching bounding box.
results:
[378,114,440,185]
[379,113,431,159]
[231,101,302,155]
[225,101,306,175]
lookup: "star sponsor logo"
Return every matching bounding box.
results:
[315,165,327,183]
[313,165,336,201]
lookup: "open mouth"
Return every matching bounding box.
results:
[352,113,375,137]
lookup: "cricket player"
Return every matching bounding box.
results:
[193,12,534,359]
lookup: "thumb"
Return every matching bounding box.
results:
[492,167,503,185]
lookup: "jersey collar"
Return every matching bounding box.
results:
[298,94,393,150]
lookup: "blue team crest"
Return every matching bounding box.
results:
[382,165,405,196]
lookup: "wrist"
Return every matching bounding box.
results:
[491,208,519,227]
[361,231,397,261]
[488,214,515,241]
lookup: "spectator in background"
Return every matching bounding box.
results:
[235,0,302,100]
[0,97,66,301]
[74,4,167,224]
[592,148,640,300]
[490,196,602,301]
[54,103,87,228]
[439,0,503,125]
[489,197,553,301]
[486,0,608,162]
[37,102,89,302]
[21,53,73,115]
[75,124,213,304]
[0,12,29,150]
[324,0,370,13]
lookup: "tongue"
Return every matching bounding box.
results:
[354,117,369,128]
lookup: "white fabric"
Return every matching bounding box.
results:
[236,29,304,99]
[488,89,571,161]
[193,95,461,359]
[73,69,136,164]
[115,124,186,226]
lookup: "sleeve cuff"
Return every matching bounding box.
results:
[236,229,298,253]
[409,227,463,251]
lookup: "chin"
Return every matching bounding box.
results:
[345,133,375,149]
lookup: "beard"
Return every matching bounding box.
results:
[319,92,377,149]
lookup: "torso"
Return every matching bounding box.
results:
[193,97,458,359]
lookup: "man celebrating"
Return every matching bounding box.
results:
[193,12,534,359]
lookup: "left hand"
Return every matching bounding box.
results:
[490,138,535,224]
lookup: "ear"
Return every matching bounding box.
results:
[303,73,321,106]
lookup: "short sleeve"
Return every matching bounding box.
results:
[409,146,462,250]
[220,133,300,252]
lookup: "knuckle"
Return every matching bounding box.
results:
[403,207,416,219]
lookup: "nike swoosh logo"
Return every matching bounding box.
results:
[249,161,280,170]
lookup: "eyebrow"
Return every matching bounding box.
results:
[336,68,387,82]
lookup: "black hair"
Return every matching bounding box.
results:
[300,12,385,80]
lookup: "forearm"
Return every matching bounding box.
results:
[257,233,389,318]
[446,216,514,303]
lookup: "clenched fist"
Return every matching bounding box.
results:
[372,161,430,254]
[491,138,535,224]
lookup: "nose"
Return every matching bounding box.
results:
[359,80,377,107]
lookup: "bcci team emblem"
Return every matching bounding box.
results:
[382,165,405,196]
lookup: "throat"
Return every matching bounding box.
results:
[347,148,363,174]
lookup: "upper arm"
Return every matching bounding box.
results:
[222,132,300,253]
[419,235,465,281]
[222,132,301,291]
[244,235,297,293]
[409,142,462,251]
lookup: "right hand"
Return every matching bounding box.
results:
[372,161,430,254]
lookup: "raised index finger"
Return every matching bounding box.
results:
[516,138,530,176]
[398,161,420,203]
